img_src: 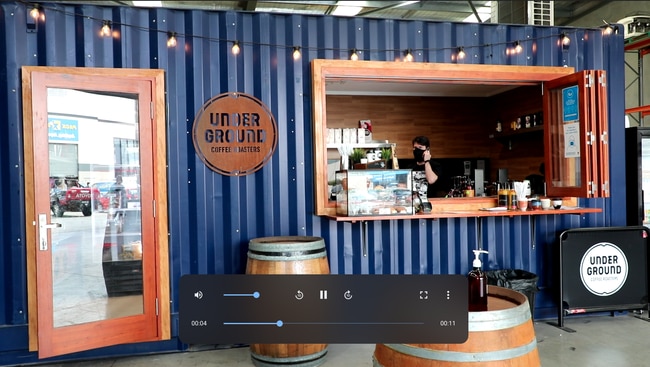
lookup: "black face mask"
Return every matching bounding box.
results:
[413,148,426,162]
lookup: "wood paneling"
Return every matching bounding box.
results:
[327,95,492,159]
[326,85,545,184]
[488,86,545,182]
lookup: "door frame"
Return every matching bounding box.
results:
[22,66,170,357]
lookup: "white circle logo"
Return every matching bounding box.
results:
[580,242,628,296]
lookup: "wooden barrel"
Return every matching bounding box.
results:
[373,286,540,367]
[246,236,329,367]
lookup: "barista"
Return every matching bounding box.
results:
[411,136,442,201]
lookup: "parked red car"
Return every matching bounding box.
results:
[50,177,101,217]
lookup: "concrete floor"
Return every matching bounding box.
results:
[38,312,650,367]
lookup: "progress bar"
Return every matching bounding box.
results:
[225,320,284,326]
[222,321,424,327]
[223,292,260,298]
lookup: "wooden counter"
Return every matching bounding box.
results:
[328,196,602,222]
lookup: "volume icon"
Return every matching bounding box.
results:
[194,291,203,299]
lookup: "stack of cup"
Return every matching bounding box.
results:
[517,197,528,211]
[540,198,551,210]
[513,181,528,211]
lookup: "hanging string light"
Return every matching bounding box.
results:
[601,20,616,35]
[24,2,595,62]
[100,20,111,37]
[560,33,570,46]
[404,48,414,62]
[30,5,41,20]
[231,41,240,55]
[167,32,177,47]
[457,47,466,60]
[350,48,359,61]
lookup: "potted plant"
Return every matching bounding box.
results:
[379,147,393,169]
[380,147,392,160]
[350,148,366,169]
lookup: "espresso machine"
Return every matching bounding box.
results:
[449,175,472,197]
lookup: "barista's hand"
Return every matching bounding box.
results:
[423,149,431,162]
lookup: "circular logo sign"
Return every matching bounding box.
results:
[192,92,278,176]
[579,242,628,296]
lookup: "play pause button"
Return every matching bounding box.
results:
[320,290,328,299]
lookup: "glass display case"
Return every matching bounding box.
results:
[335,169,414,216]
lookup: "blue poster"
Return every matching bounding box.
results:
[562,85,579,123]
[48,117,79,142]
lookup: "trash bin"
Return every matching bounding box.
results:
[486,269,538,320]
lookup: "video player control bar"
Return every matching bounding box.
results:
[180,274,468,344]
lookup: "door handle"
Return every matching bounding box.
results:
[38,213,62,251]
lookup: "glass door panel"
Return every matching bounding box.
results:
[47,88,143,327]
[543,70,598,198]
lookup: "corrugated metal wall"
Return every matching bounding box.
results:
[0,1,624,361]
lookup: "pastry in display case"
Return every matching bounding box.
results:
[335,169,414,216]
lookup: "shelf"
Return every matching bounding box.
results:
[326,196,600,221]
[327,142,394,149]
[490,125,543,139]
[328,207,601,221]
[489,125,543,149]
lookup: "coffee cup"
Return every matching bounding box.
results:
[552,198,562,209]
[530,199,541,210]
[540,198,551,210]
[517,199,528,211]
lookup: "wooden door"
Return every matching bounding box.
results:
[22,67,170,358]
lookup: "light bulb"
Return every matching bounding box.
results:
[601,20,614,36]
[167,33,177,47]
[457,47,466,60]
[514,41,523,54]
[350,49,359,61]
[30,7,40,20]
[404,49,413,62]
[561,33,570,46]
[293,47,301,60]
[100,21,111,37]
[231,41,240,55]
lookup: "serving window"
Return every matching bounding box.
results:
[311,60,609,217]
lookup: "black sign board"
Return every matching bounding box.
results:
[556,226,649,330]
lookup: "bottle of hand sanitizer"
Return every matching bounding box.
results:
[468,249,489,312]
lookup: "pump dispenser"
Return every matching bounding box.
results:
[468,249,489,312]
